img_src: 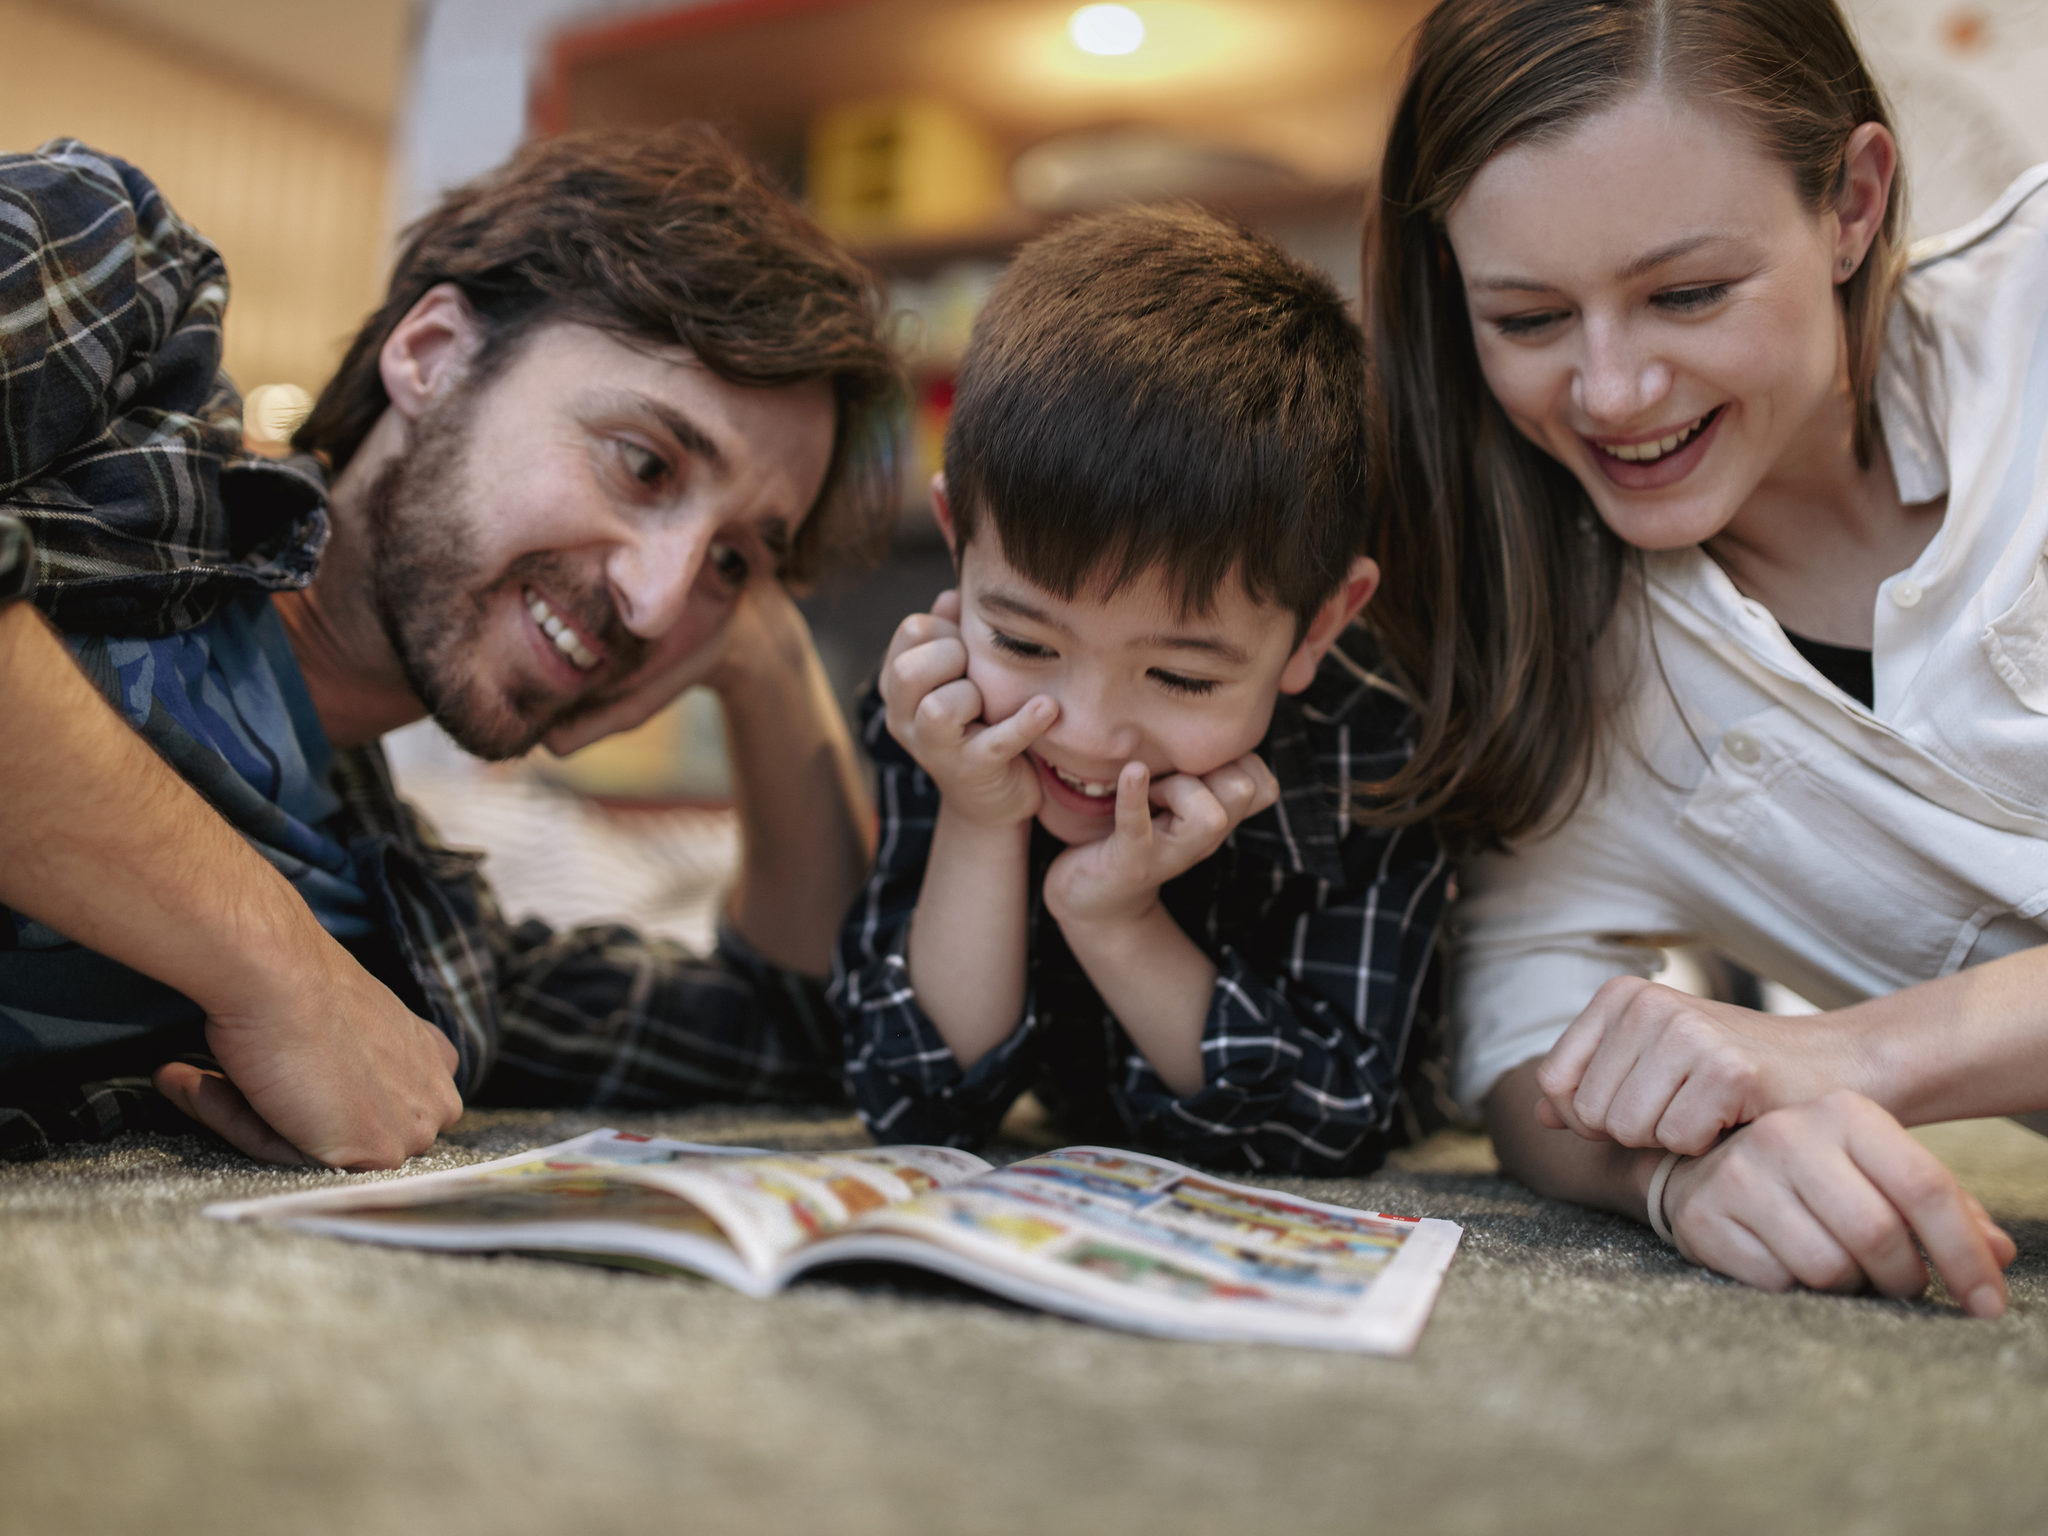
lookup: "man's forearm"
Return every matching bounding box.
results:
[906,808,1032,1069]
[1486,1059,1665,1221]
[1062,905,1211,1096]
[715,601,874,977]
[0,603,328,1012]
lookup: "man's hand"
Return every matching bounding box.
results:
[1534,977,1868,1155]
[1660,1090,2016,1315]
[155,921,462,1170]
[1043,753,1278,929]
[881,590,1056,829]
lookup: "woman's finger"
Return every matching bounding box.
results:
[1599,1046,1699,1149]
[1536,979,1643,1118]
[1839,1099,2007,1316]
[1782,1137,1929,1299]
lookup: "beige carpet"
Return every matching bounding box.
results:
[3,1108,2044,1536]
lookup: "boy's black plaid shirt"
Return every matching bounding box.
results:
[833,623,1453,1175]
[0,142,841,1158]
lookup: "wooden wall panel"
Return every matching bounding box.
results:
[0,0,392,397]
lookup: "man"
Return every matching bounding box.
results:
[0,129,899,1166]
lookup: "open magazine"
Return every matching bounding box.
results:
[205,1130,1462,1355]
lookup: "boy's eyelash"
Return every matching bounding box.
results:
[1150,669,1217,697]
[987,630,1053,660]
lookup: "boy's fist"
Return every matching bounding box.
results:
[880,590,1058,829]
[1043,751,1280,927]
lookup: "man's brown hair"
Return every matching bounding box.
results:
[296,125,902,580]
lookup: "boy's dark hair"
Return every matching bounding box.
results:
[943,204,1367,629]
[296,125,902,581]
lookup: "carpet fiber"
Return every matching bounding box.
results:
[4,1108,2044,1536]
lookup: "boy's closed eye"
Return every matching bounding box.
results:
[986,628,1220,697]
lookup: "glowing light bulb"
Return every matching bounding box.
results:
[1069,4,1144,56]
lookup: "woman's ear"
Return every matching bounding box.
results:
[378,283,485,422]
[930,473,960,562]
[1833,122,1898,282]
[1279,556,1381,695]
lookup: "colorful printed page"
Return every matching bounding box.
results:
[793,1147,1462,1355]
[204,1131,991,1294]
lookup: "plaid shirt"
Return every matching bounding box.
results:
[833,623,1452,1174]
[0,142,841,1158]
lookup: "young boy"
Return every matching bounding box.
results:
[832,206,1449,1174]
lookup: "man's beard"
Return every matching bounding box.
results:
[360,386,648,760]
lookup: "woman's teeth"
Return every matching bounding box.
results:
[525,589,600,671]
[1052,763,1116,799]
[1603,411,1714,463]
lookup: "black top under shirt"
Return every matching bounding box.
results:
[1784,629,1875,708]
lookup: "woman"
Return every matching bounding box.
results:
[1366,0,2044,1313]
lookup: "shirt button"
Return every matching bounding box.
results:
[1892,579,1923,609]
[1721,730,1762,765]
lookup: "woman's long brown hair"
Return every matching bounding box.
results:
[1362,0,1905,850]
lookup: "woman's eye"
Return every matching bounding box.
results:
[1655,283,1730,314]
[620,441,669,488]
[1150,669,1218,698]
[707,542,749,590]
[987,630,1053,660]
[1493,309,1567,338]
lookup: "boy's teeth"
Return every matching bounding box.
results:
[524,589,600,672]
[1053,764,1115,798]
[1606,412,1711,463]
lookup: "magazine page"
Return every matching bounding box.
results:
[796,1146,1462,1354]
[205,1130,991,1294]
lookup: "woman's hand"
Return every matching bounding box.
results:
[1661,1090,2015,1316]
[1535,976,1868,1155]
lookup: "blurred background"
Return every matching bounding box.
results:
[4,0,2046,945]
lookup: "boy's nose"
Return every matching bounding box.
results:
[1042,684,1139,767]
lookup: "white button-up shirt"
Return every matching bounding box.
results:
[1451,164,2048,1112]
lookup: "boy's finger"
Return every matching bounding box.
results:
[1113,763,1153,847]
[973,695,1059,762]
[1243,753,1281,815]
[882,610,960,669]
[912,677,984,738]
[932,588,962,623]
[883,638,969,718]
[1149,771,1227,845]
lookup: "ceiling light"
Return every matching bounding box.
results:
[1069,4,1144,56]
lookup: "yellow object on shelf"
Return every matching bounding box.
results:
[809,96,1005,241]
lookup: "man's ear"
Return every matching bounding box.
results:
[378,283,486,423]
[930,473,960,563]
[1278,556,1380,695]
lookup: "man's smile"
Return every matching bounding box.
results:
[523,586,604,673]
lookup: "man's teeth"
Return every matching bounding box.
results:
[1605,412,1712,463]
[525,590,600,671]
[1052,764,1116,799]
